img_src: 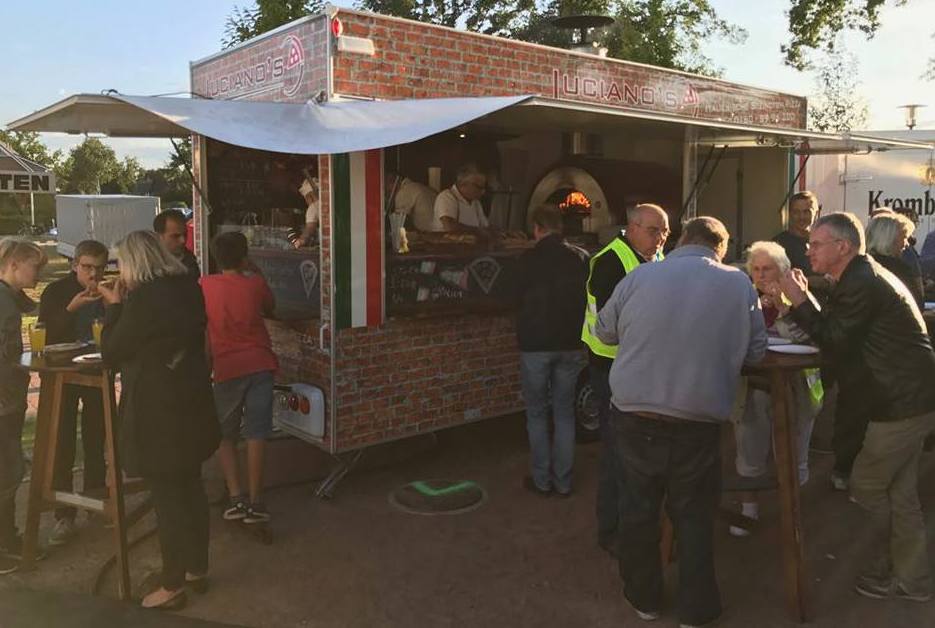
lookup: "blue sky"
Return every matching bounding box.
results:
[2,0,932,168]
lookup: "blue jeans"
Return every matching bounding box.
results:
[520,351,586,493]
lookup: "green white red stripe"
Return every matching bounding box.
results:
[332,150,384,329]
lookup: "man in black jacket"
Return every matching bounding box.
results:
[154,210,200,279]
[514,205,588,496]
[779,212,935,602]
[38,240,108,546]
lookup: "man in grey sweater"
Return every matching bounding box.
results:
[596,217,767,627]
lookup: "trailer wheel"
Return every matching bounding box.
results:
[574,368,601,443]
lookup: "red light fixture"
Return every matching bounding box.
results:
[299,396,311,415]
[331,17,344,38]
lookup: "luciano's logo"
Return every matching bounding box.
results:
[205,34,306,99]
[683,84,700,105]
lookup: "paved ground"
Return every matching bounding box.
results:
[2,413,935,628]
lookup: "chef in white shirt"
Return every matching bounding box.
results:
[433,163,492,233]
[392,175,440,231]
[294,177,319,248]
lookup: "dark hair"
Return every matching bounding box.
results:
[530,205,563,234]
[153,209,187,234]
[74,240,108,261]
[789,191,818,211]
[678,216,729,251]
[211,231,249,270]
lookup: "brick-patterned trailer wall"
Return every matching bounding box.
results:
[334,315,522,451]
[332,9,806,129]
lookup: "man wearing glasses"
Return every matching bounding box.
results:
[779,212,935,603]
[434,162,492,235]
[582,202,669,559]
[38,240,109,547]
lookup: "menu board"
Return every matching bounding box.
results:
[251,248,320,320]
[386,252,519,313]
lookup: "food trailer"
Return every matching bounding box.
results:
[10,7,931,486]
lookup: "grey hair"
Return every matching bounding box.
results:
[455,163,484,185]
[116,230,188,289]
[745,241,791,275]
[812,212,866,254]
[626,203,666,224]
[866,211,915,257]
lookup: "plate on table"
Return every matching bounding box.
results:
[924,302,935,311]
[44,342,89,354]
[767,337,792,346]
[768,344,819,355]
[72,353,102,364]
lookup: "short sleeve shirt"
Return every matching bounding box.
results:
[433,184,489,228]
[395,178,440,231]
[200,272,278,383]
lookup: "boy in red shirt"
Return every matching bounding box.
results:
[201,232,277,524]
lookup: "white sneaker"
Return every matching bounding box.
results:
[48,519,77,547]
[831,472,849,491]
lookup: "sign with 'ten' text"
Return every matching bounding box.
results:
[0,171,56,194]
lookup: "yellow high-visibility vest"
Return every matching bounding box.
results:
[581,237,660,358]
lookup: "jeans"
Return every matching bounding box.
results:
[614,408,722,626]
[0,412,26,544]
[590,361,619,545]
[519,351,586,493]
[147,468,210,590]
[52,385,106,521]
[850,411,935,596]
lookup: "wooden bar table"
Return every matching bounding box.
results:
[742,348,822,623]
[16,351,145,600]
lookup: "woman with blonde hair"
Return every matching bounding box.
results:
[866,210,924,308]
[0,239,46,573]
[98,231,219,609]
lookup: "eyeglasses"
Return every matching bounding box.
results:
[78,263,106,273]
[632,222,670,238]
[805,238,841,251]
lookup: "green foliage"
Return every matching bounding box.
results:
[223,0,324,48]
[57,138,119,194]
[783,0,906,70]
[0,130,62,169]
[359,0,537,34]
[807,47,869,132]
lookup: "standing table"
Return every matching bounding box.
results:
[741,349,822,623]
[16,352,147,600]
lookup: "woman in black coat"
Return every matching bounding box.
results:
[98,231,220,610]
[867,211,925,309]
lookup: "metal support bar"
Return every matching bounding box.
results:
[776,153,811,217]
[315,449,365,500]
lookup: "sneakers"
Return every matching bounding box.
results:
[0,555,18,575]
[223,497,248,521]
[48,518,77,547]
[855,576,932,602]
[831,471,850,492]
[626,598,660,621]
[243,503,270,524]
[522,476,552,497]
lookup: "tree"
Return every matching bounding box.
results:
[103,157,144,194]
[783,0,908,70]
[807,48,869,132]
[359,0,537,35]
[0,130,62,169]
[57,138,120,194]
[223,0,324,48]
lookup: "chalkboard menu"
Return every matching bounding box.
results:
[251,248,320,320]
[386,252,520,315]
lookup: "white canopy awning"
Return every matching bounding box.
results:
[7,93,531,154]
[8,93,933,156]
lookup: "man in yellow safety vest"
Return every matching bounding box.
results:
[583,203,669,557]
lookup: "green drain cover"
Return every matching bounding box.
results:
[389,479,487,515]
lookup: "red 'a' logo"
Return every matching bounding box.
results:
[683,85,700,105]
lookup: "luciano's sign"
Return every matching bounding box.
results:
[0,171,56,194]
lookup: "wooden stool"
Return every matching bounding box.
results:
[17,352,149,600]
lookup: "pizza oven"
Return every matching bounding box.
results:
[526,166,611,236]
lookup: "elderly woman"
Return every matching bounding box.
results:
[98,231,219,609]
[730,241,822,537]
[867,210,924,308]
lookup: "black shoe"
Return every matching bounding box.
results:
[0,534,47,561]
[243,503,271,524]
[185,574,209,594]
[522,476,552,497]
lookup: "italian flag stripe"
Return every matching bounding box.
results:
[332,150,384,330]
